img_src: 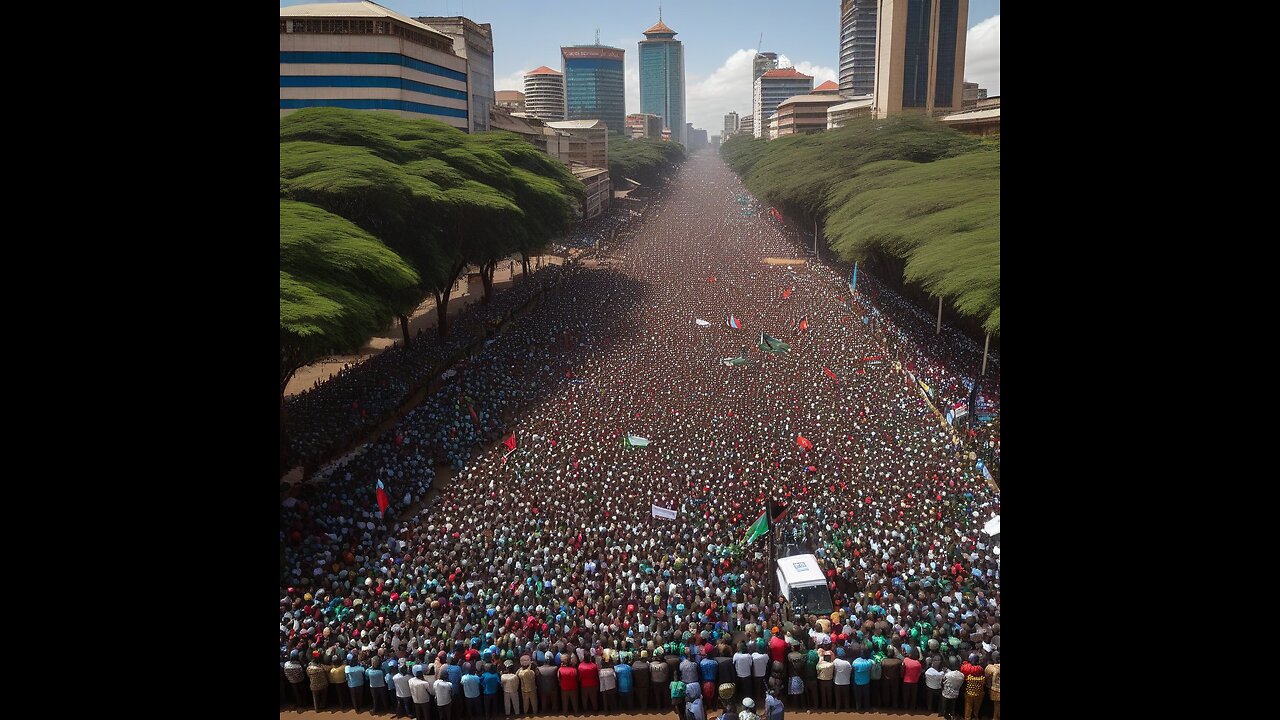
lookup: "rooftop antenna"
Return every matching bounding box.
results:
[596,28,600,45]
[660,4,663,22]
[757,32,763,56]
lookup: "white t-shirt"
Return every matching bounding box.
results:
[924,667,946,690]
[409,677,432,704]
[394,673,412,698]
[751,653,769,677]
[733,653,753,677]
[832,659,852,685]
[434,679,454,704]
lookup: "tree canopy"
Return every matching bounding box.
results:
[720,117,999,334]
[608,136,686,186]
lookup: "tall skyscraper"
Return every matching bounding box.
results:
[752,52,779,83]
[724,112,740,136]
[839,0,877,96]
[754,67,813,138]
[873,0,969,118]
[417,16,494,132]
[562,44,626,135]
[523,66,565,121]
[638,15,686,146]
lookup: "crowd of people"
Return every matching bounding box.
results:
[280,154,1001,719]
[284,261,577,469]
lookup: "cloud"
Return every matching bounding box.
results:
[776,55,839,89]
[965,15,1000,96]
[685,48,757,137]
[494,66,529,94]
[625,51,640,119]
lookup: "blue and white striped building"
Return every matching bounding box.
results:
[280,2,470,130]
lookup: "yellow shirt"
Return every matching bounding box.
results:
[984,664,1000,698]
[329,665,348,684]
[517,667,537,693]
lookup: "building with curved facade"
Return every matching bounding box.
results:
[523,66,565,121]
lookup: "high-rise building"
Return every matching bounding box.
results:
[724,112,740,136]
[638,16,686,146]
[873,0,969,118]
[685,123,708,151]
[754,67,813,138]
[523,66,565,121]
[739,114,755,137]
[752,52,779,83]
[279,2,469,129]
[416,16,493,133]
[839,0,878,96]
[626,112,664,139]
[962,81,988,108]
[562,44,626,135]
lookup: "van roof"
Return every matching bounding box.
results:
[776,554,826,586]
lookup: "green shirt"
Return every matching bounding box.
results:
[671,681,686,698]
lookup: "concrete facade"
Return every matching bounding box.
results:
[495,90,525,112]
[872,0,969,118]
[776,93,849,136]
[523,66,565,121]
[546,119,610,168]
[416,16,494,132]
[723,111,740,137]
[754,68,813,139]
[571,163,612,219]
[827,96,875,128]
[280,2,469,129]
[626,112,664,139]
[839,0,878,96]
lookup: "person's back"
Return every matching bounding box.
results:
[347,663,366,687]
[632,658,650,687]
[717,654,735,682]
[833,657,852,685]
[942,669,964,699]
[681,657,700,684]
[461,671,481,698]
[518,665,536,693]
[394,670,413,697]
[616,660,633,693]
[687,695,705,720]
[651,658,669,683]
[765,692,784,720]
[751,650,769,678]
[881,655,902,681]
[769,635,787,664]
[537,663,557,692]
[579,659,599,687]
[434,677,454,704]
[903,656,922,683]
[482,669,501,695]
[852,656,872,685]
[410,675,431,704]
[307,661,330,690]
[328,662,347,687]
[558,664,579,691]
[733,651,752,678]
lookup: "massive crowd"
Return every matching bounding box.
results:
[280,154,1001,719]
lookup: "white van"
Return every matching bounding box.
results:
[775,553,834,617]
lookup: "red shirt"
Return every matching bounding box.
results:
[578,662,599,687]
[558,666,579,691]
[960,662,983,677]
[902,657,923,683]
[768,636,787,663]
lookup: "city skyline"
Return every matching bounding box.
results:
[280,0,999,136]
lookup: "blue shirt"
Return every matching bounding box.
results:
[461,674,481,698]
[615,663,633,693]
[699,658,717,682]
[765,693,784,720]
[687,697,705,720]
[446,664,462,694]
[852,658,873,686]
[367,668,386,688]
[346,665,367,687]
[481,672,501,695]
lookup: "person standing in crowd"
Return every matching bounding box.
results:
[961,655,985,720]
[802,642,818,710]
[670,674,687,720]
[869,647,883,708]
[558,655,581,716]
[631,650,650,711]
[367,654,387,715]
[517,656,537,715]
[698,648,718,711]
[785,642,805,711]
[902,649,923,711]
[500,659,520,717]
[815,645,834,709]
[616,651,634,710]
[434,668,456,720]
[832,647,852,710]
[983,651,1000,720]
[307,652,330,712]
[284,649,307,709]
[751,640,769,704]
[686,684,705,720]
[482,662,502,720]
[733,643,753,702]
[768,630,787,667]
[923,655,945,715]
[652,650,671,710]
[395,665,415,719]
[941,658,964,720]
[680,650,700,691]
[851,648,873,712]
[330,654,351,709]
[765,684,784,720]
[881,646,902,709]
[411,668,433,720]
[538,656,559,714]
[347,655,367,713]
[599,656,618,713]
[579,652,600,714]
[461,662,483,719]
[739,696,760,720]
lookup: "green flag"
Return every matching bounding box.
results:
[624,434,651,447]
[743,510,769,544]
[758,332,791,354]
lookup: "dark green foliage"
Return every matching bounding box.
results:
[720,116,999,334]
[608,136,686,185]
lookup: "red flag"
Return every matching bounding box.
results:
[823,367,839,383]
[799,317,809,332]
[707,276,717,283]
[503,433,517,452]
[375,480,390,517]
[781,287,793,300]
[797,435,814,452]
[469,404,481,429]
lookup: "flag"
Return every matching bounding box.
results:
[743,510,769,544]
[797,435,814,451]
[726,314,743,330]
[651,504,678,520]
[469,404,481,429]
[695,318,711,327]
[721,354,752,366]
[769,499,790,523]
[781,287,793,300]
[707,276,717,283]
[850,261,858,293]
[624,435,651,447]
[823,366,839,383]
[798,317,809,332]
[503,433,517,452]
[758,332,791,353]
[375,479,390,517]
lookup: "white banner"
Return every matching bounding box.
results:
[651,504,677,520]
